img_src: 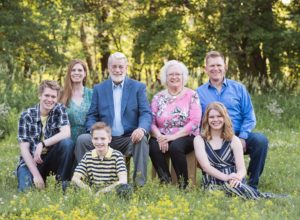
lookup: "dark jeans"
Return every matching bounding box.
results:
[244,132,268,189]
[149,135,194,188]
[17,138,74,192]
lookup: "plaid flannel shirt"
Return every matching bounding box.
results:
[17,103,69,166]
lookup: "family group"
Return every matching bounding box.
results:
[16,51,271,199]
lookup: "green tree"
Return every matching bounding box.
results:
[0,0,64,77]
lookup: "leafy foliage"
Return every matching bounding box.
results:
[0,0,299,92]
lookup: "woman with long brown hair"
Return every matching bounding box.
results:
[60,59,93,142]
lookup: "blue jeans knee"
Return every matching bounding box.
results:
[17,165,33,192]
[246,132,268,155]
[57,138,74,154]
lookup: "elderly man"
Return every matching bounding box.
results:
[75,52,152,187]
[197,51,268,189]
[17,80,74,192]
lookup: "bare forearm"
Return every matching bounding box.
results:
[99,182,120,193]
[100,172,127,193]
[232,136,247,179]
[151,125,162,139]
[20,144,40,177]
[44,126,70,147]
[72,174,91,191]
[202,166,229,181]
[172,128,189,140]
[236,167,246,180]
[158,128,189,144]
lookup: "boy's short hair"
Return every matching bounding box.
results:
[91,122,112,136]
[39,80,61,96]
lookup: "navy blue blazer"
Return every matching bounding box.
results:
[86,77,152,134]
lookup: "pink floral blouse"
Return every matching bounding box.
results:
[151,88,201,136]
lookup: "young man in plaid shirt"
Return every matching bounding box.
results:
[17,80,74,192]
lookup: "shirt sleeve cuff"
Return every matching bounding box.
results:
[18,138,29,143]
[239,132,249,140]
[139,127,147,134]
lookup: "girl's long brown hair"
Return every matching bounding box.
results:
[60,59,88,106]
[201,102,234,141]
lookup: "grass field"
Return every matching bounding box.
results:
[0,93,299,219]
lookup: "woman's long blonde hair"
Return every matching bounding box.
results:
[60,59,88,106]
[201,102,234,141]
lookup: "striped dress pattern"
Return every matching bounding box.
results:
[202,140,265,199]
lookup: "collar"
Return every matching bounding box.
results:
[91,147,113,159]
[36,104,41,122]
[112,79,125,89]
[36,103,59,122]
[208,78,227,88]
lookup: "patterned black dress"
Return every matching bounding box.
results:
[202,140,266,199]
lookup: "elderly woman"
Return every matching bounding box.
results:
[60,59,93,143]
[149,60,201,189]
[194,102,283,199]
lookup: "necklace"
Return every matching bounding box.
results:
[167,87,184,99]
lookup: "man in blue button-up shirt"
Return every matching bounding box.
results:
[197,51,268,189]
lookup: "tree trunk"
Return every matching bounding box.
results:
[250,47,268,88]
[80,21,95,76]
[95,7,110,83]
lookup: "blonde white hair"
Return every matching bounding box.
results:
[108,52,128,66]
[160,60,189,86]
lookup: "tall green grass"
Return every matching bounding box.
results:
[0,93,299,219]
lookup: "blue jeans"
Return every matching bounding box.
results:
[244,132,268,189]
[17,138,74,192]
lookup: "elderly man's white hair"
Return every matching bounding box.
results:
[160,60,189,86]
[108,52,128,65]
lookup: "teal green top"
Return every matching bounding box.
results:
[66,87,93,142]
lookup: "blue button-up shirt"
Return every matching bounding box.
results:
[112,81,124,136]
[197,78,256,139]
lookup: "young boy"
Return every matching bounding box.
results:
[72,122,128,193]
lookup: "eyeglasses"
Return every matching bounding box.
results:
[167,73,182,77]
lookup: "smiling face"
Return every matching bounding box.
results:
[166,64,183,89]
[92,129,112,155]
[70,63,86,84]
[208,109,225,131]
[205,56,227,84]
[39,87,58,115]
[108,58,127,84]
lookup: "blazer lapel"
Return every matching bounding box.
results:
[121,78,131,115]
[104,79,114,119]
